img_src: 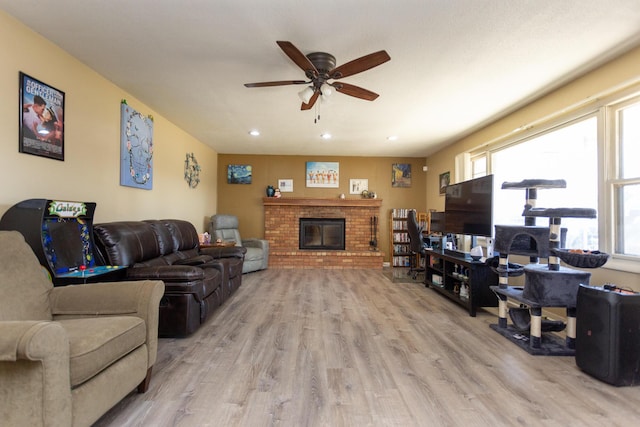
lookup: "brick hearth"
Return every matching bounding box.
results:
[263,198,384,269]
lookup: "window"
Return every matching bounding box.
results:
[610,98,640,257]
[467,89,640,271]
[489,117,598,250]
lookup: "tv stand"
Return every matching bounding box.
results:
[424,250,498,316]
[444,248,471,260]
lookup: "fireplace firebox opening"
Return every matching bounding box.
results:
[299,218,346,250]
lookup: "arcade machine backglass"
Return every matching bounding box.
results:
[0,199,125,285]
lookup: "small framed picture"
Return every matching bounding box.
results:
[19,72,65,161]
[278,179,293,192]
[349,179,368,194]
[392,163,411,188]
[439,171,450,195]
[306,161,339,188]
[227,164,252,184]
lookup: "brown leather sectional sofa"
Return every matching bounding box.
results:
[93,219,245,337]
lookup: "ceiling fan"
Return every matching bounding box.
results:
[244,41,390,110]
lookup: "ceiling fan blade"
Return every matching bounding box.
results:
[301,91,320,110]
[332,83,379,101]
[329,50,390,79]
[276,41,318,78]
[244,80,307,88]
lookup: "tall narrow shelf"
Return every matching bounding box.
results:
[389,208,410,267]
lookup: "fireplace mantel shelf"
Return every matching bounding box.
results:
[263,197,382,207]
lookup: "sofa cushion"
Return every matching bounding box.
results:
[94,222,161,266]
[58,316,146,387]
[0,231,53,321]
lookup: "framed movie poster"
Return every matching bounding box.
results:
[19,72,65,161]
[306,161,339,188]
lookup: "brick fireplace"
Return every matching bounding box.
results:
[263,197,384,269]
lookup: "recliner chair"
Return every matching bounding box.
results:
[407,209,428,279]
[209,214,269,273]
[0,230,164,426]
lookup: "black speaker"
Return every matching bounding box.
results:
[576,284,640,386]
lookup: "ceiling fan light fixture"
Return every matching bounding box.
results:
[320,83,333,97]
[298,86,315,104]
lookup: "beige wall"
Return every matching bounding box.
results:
[217,155,427,263]
[425,46,640,289]
[0,11,218,232]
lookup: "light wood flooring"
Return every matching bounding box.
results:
[95,269,640,426]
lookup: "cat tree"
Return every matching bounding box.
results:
[489,179,606,356]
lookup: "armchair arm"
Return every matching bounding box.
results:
[0,321,72,426]
[242,238,269,252]
[50,280,164,368]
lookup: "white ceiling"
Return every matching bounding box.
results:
[2,0,640,157]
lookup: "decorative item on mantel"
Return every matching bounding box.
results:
[273,188,281,198]
[266,185,275,197]
[361,190,377,199]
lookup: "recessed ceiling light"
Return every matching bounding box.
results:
[249,130,260,136]
[387,135,398,141]
[320,133,332,140]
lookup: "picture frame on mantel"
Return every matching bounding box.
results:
[278,178,293,192]
[350,179,368,194]
[19,72,65,161]
[306,161,339,188]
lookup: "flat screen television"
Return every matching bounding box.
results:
[445,174,493,237]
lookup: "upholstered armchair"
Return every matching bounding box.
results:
[209,214,269,273]
[0,231,164,427]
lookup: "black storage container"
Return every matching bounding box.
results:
[576,284,640,386]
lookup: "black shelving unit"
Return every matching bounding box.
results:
[424,250,498,316]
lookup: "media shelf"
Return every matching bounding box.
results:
[389,209,411,267]
[424,250,498,316]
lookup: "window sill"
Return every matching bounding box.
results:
[601,257,640,274]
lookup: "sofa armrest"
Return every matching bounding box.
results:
[126,265,206,281]
[50,280,164,367]
[200,246,247,259]
[173,254,214,265]
[0,321,72,426]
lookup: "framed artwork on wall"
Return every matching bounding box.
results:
[19,72,65,161]
[392,163,411,188]
[439,171,450,195]
[306,161,339,188]
[120,100,154,190]
[350,179,368,194]
[278,179,293,192]
[227,164,252,184]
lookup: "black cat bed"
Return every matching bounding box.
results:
[508,307,566,332]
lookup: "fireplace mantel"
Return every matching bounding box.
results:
[263,197,382,208]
